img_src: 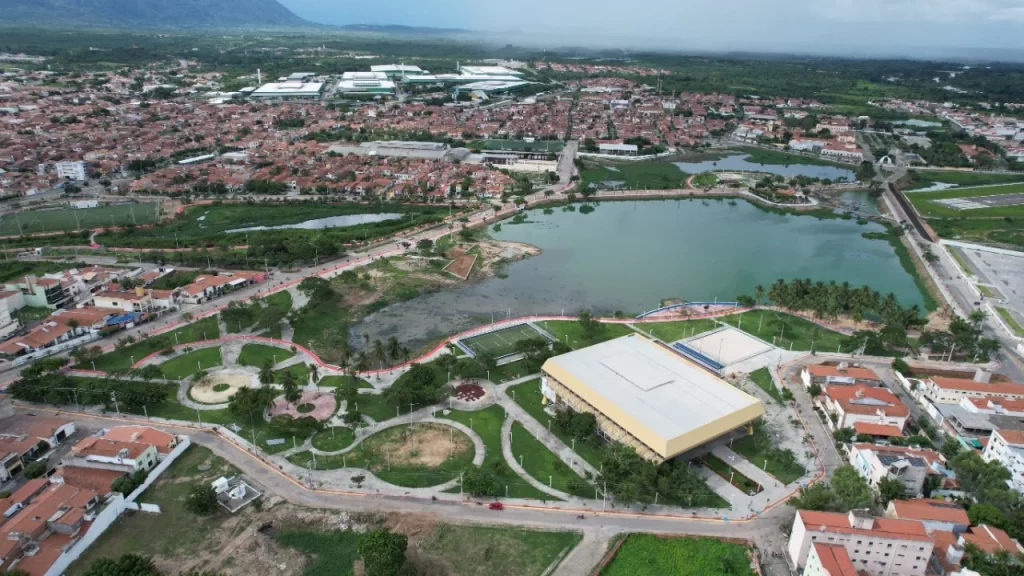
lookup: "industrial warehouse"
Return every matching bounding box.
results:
[540,334,765,463]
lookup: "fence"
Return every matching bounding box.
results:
[42,436,191,576]
[671,341,724,372]
[12,332,99,367]
[635,302,739,319]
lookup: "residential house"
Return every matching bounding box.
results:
[63,437,157,473]
[101,426,177,459]
[180,271,263,305]
[802,364,884,388]
[818,385,909,432]
[849,444,946,497]
[1,276,71,310]
[0,482,100,575]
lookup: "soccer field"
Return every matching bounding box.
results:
[460,324,548,357]
[0,203,159,236]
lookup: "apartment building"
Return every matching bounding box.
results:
[788,509,934,576]
[981,429,1024,494]
[884,499,970,534]
[922,376,1024,405]
[805,543,858,576]
[63,437,157,473]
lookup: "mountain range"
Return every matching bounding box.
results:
[0,0,309,29]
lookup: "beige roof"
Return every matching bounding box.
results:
[542,334,764,459]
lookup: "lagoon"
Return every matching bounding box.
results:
[351,199,925,348]
[674,154,856,181]
[224,213,403,233]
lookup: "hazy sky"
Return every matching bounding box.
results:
[279,0,1024,57]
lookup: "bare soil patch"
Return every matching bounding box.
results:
[190,371,254,404]
[381,424,471,468]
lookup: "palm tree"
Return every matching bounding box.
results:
[259,358,275,386]
[754,284,764,306]
[362,333,370,349]
[340,339,354,364]
[308,363,320,385]
[372,339,387,372]
[386,337,402,371]
[400,345,411,365]
[354,352,370,375]
[281,371,300,406]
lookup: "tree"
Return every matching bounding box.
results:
[308,363,320,384]
[831,465,875,511]
[876,477,907,507]
[474,350,497,375]
[386,336,402,368]
[808,383,822,398]
[577,309,603,342]
[790,482,834,511]
[358,528,408,576]
[968,503,1008,529]
[184,483,218,515]
[833,427,855,443]
[83,553,161,576]
[24,461,47,479]
[461,469,501,497]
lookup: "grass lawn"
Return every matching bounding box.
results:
[461,324,547,357]
[159,347,222,380]
[579,160,689,190]
[907,170,1024,189]
[238,343,295,367]
[749,367,784,403]
[287,423,475,487]
[729,433,806,485]
[490,358,535,382]
[599,534,753,576]
[536,320,635,350]
[691,172,718,187]
[318,375,372,388]
[701,453,762,495]
[719,310,850,352]
[352,392,402,423]
[996,307,1024,337]
[0,203,159,236]
[64,445,239,575]
[274,362,309,384]
[907,183,1024,218]
[276,523,580,576]
[89,317,220,372]
[511,421,589,496]
[506,380,605,470]
[264,289,293,310]
[637,318,720,342]
[291,297,352,362]
[311,427,357,452]
[440,406,555,500]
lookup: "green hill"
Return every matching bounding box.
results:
[0,0,308,29]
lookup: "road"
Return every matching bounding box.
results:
[48,409,795,576]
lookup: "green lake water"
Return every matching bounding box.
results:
[350,199,926,347]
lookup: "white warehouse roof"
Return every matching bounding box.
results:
[459,65,524,77]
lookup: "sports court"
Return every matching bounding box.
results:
[936,192,1024,211]
[680,327,774,367]
[459,323,549,357]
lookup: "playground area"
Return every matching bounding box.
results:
[680,327,774,367]
[458,323,549,358]
[188,369,255,404]
[268,390,337,421]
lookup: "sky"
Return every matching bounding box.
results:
[279,0,1024,59]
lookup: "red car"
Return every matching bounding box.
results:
[488,502,504,511]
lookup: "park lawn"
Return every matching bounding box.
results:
[0,203,159,236]
[291,297,352,361]
[440,406,556,500]
[319,375,373,389]
[536,320,636,350]
[579,160,689,190]
[636,318,720,342]
[729,434,806,485]
[64,445,239,575]
[511,421,589,496]
[275,523,580,576]
[927,217,1024,250]
[718,310,849,352]
[159,347,222,380]
[311,427,357,452]
[599,534,753,576]
[287,423,475,488]
[238,343,295,367]
[352,392,401,423]
[506,380,605,470]
[264,289,293,310]
[749,367,784,403]
[491,358,535,382]
[274,362,309,384]
[701,453,762,495]
[996,307,1024,337]
[89,317,220,372]
[907,183,1024,218]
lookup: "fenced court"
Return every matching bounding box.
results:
[458,323,549,358]
[0,203,159,236]
[681,327,774,367]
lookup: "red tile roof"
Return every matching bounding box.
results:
[888,499,969,525]
[825,386,909,417]
[961,525,1021,554]
[813,543,858,576]
[799,510,931,542]
[929,377,1024,396]
[853,422,903,437]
